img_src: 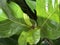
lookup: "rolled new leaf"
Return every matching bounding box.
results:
[23,13,32,26]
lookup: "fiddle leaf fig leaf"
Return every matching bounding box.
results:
[0,0,27,26]
[18,28,40,45]
[0,1,29,38]
[23,13,32,26]
[36,0,60,39]
[8,1,26,25]
[26,28,40,44]
[18,31,27,45]
[36,0,59,24]
[0,19,29,38]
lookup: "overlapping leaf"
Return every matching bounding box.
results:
[36,0,60,39]
[0,1,29,38]
[18,28,40,45]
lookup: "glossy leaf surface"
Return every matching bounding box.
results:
[36,0,60,39]
[18,28,40,45]
[0,1,29,38]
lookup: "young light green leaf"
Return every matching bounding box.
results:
[18,28,40,45]
[26,28,40,44]
[18,31,27,45]
[23,13,32,26]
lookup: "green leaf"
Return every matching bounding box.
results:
[0,1,29,38]
[0,20,29,38]
[18,28,40,45]
[0,0,26,25]
[8,1,27,25]
[0,8,7,21]
[48,0,59,23]
[25,0,36,13]
[36,0,59,23]
[18,31,27,45]
[8,1,23,18]
[26,28,40,44]
[0,0,16,21]
[40,20,60,39]
[36,0,60,39]
[23,13,32,26]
